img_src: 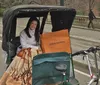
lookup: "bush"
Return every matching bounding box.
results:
[77,10,86,15]
[0,8,5,16]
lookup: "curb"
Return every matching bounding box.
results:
[73,60,100,73]
[46,21,100,32]
[72,25,100,32]
[73,60,89,70]
[70,35,100,44]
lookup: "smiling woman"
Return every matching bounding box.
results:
[17,17,40,52]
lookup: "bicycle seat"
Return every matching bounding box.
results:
[56,63,67,72]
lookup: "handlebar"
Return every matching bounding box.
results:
[72,46,100,56]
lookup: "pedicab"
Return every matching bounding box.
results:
[1,5,79,85]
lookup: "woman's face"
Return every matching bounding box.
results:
[30,20,37,30]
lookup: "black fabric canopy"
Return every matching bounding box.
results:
[2,5,76,52]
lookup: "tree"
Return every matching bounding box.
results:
[64,0,89,15]
[0,0,97,16]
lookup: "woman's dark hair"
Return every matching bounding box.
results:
[24,17,40,43]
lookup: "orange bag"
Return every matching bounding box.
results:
[40,29,71,53]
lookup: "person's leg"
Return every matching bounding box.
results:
[88,20,91,28]
[91,20,94,29]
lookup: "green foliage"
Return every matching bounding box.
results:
[0,8,5,16]
[97,3,100,16]
[97,3,100,11]
[76,10,86,15]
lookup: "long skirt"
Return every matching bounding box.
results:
[0,48,38,85]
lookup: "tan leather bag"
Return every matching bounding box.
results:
[40,29,71,53]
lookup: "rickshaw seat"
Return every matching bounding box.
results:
[6,37,21,64]
[11,36,21,47]
[10,36,20,55]
[32,52,79,85]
